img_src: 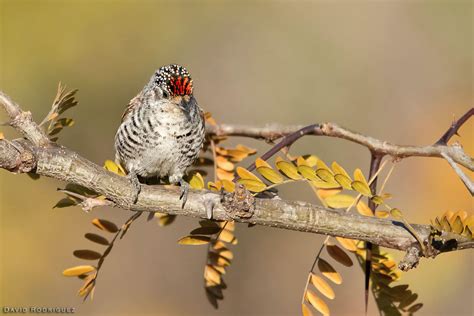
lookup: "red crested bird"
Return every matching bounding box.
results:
[114,64,205,206]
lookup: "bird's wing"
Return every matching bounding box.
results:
[121,93,141,122]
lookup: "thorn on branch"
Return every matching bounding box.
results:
[435,107,473,145]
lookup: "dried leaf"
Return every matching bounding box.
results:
[357,201,374,217]
[336,237,358,252]
[204,265,222,285]
[317,258,342,284]
[311,274,335,299]
[178,235,211,245]
[216,168,235,181]
[306,289,330,316]
[84,233,109,246]
[375,210,390,218]
[256,166,284,184]
[208,181,222,192]
[302,303,314,316]
[91,218,119,233]
[62,265,96,277]
[325,194,355,208]
[73,250,102,260]
[155,213,176,226]
[326,245,353,267]
[216,156,234,171]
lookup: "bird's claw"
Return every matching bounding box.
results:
[179,179,189,208]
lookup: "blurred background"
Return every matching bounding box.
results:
[0,0,472,315]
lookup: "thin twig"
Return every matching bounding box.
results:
[435,107,473,145]
[441,152,474,195]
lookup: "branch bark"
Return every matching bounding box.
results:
[0,91,472,260]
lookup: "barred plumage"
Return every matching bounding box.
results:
[114,64,205,205]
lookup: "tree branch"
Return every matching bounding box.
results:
[0,91,472,261]
[206,117,473,172]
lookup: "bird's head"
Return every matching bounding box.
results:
[153,64,193,99]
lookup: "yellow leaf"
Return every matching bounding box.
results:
[317,259,342,284]
[207,181,222,192]
[336,237,358,252]
[178,235,210,245]
[216,156,234,172]
[334,174,352,190]
[304,155,319,167]
[298,165,318,181]
[311,274,335,300]
[452,216,464,234]
[0,132,4,140]
[255,157,272,168]
[356,201,374,217]
[62,265,96,277]
[325,194,355,208]
[238,179,267,192]
[371,195,384,205]
[306,290,330,316]
[275,157,302,180]
[296,156,310,166]
[104,160,125,176]
[189,172,205,190]
[353,168,369,186]
[331,162,351,179]
[221,179,235,192]
[204,265,221,285]
[217,168,235,181]
[390,208,403,219]
[302,303,314,316]
[256,166,284,184]
[326,245,353,267]
[311,179,341,189]
[316,168,334,183]
[236,166,261,181]
[316,188,342,200]
[454,210,468,222]
[375,210,390,218]
[316,158,331,172]
[351,180,372,196]
[235,144,257,154]
[219,229,237,244]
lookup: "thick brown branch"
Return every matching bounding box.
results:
[0,139,471,256]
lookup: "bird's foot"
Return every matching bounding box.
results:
[128,172,141,204]
[179,178,189,208]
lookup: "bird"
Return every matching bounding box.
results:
[114,64,205,207]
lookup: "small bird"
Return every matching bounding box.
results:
[114,64,205,206]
